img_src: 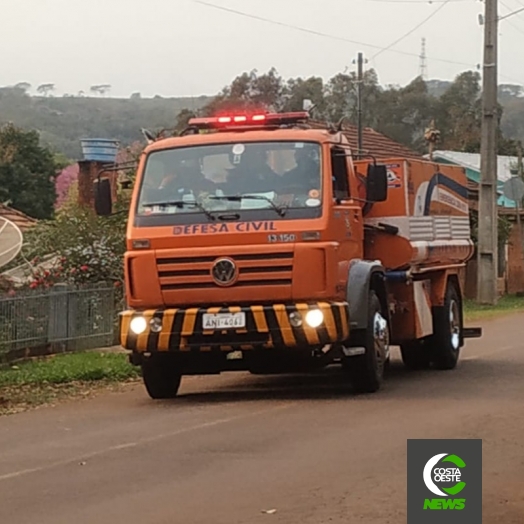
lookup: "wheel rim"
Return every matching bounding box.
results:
[373,312,389,374]
[449,299,461,351]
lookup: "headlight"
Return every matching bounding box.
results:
[150,317,163,333]
[305,309,324,328]
[130,316,147,335]
[288,311,303,327]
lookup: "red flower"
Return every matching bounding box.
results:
[80,265,89,272]
[44,270,50,277]
[8,289,16,297]
[114,281,121,288]
[30,282,38,289]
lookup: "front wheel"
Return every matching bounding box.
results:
[141,357,182,399]
[429,281,462,370]
[343,291,389,393]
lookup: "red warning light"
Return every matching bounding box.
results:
[188,111,308,130]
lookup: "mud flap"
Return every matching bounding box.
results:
[463,327,482,339]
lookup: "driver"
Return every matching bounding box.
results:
[159,152,215,199]
[224,146,281,194]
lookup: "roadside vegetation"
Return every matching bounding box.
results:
[0,294,522,415]
[0,352,140,415]
[464,294,524,321]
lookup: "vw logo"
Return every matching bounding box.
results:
[211,258,238,286]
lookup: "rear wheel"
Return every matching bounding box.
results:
[430,281,462,370]
[141,357,182,399]
[400,339,432,370]
[343,291,389,393]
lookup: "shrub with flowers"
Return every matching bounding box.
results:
[7,143,145,308]
[20,186,130,305]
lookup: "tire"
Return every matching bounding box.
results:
[400,339,432,370]
[429,281,462,370]
[343,291,389,393]
[141,357,182,399]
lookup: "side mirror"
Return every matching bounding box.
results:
[94,178,112,216]
[366,164,388,203]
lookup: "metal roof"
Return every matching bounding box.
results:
[427,150,520,208]
[428,150,518,182]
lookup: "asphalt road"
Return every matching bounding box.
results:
[0,314,523,524]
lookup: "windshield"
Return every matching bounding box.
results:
[136,141,322,219]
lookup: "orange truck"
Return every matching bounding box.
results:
[95,110,482,399]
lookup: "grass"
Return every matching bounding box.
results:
[0,351,140,415]
[0,294,522,415]
[464,293,524,322]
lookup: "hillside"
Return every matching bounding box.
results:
[0,87,212,159]
[2,76,524,160]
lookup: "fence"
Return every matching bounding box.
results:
[0,284,116,363]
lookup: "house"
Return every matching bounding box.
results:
[310,121,423,160]
[0,204,37,232]
[427,150,524,296]
[427,150,519,208]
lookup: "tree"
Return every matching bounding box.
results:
[324,69,381,126]
[90,84,112,96]
[373,76,437,152]
[37,84,55,97]
[0,123,58,219]
[175,108,196,132]
[283,76,326,115]
[14,82,31,93]
[437,71,482,152]
[203,68,285,114]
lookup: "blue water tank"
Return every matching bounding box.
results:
[80,138,119,163]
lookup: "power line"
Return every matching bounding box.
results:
[191,0,524,85]
[192,0,474,67]
[371,0,451,59]
[362,0,471,3]
[500,1,524,36]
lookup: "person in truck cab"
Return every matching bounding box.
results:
[158,152,216,199]
[223,146,281,194]
[281,146,321,194]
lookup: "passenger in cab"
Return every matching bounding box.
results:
[223,146,281,194]
[280,146,321,194]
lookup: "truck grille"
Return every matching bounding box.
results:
[156,252,294,291]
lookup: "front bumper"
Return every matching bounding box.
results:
[120,302,350,353]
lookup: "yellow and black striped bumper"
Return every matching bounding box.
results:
[120,302,350,353]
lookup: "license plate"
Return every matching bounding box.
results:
[202,312,246,330]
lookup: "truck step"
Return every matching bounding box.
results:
[463,327,482,339]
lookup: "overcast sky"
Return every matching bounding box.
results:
[3,0,524,99]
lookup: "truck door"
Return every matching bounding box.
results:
[330,145,364,267]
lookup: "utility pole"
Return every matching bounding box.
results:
[357,52,363,155]
[518,142,523,261]
[477,0,499,305]
[357,53,364,158]
[351,52,368,157]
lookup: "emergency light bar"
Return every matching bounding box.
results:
[187,111,309,130]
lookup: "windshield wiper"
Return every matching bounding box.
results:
[141,200,216,221]
[209,194,287,217]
